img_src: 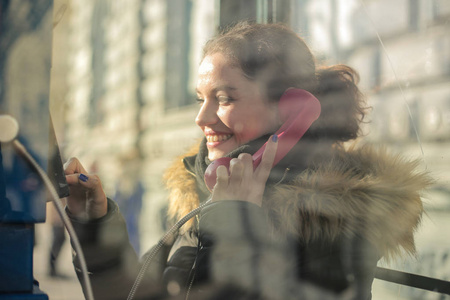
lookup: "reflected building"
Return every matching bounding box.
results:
[347,0,450,149]
[307,0,450,202]
[339,0,450,297]
[63,0,216,247]
[60,0,450,263]
[342,0,450,212]
[51,0,450,298]
[63,0,298,248]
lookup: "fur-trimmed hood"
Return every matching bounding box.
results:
[163,143,433,260]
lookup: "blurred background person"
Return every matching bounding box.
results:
[113,154,144,256]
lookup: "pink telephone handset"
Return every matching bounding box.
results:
[204,88,321,191]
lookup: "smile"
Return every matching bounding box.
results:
[206,134,232,143]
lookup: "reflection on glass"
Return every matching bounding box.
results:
[2,0,448,299]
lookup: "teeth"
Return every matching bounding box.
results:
[207,134,232,143]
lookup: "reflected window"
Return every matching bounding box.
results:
[409,0,419,30]
[89,0,109,124]
[165,0,192,110]
[219,0,291,30]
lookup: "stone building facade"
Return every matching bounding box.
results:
[61,0,215,248]
[58,0,449,258]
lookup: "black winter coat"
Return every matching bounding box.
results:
[70,141,431,300]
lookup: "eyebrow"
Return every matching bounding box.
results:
[196,85,237,95]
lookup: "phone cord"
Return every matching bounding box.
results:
[13,140,95,300]
[126,199,212,300]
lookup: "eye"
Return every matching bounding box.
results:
[217,95,234,105]
[196,97,204,105]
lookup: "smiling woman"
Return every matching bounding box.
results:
[64,22,433,300]
[195,53,280,161]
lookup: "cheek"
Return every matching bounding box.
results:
[219,107,274,141]
[218,108,242,132]
[218,109,248,138]
[228,112,249,135]
[233,113,267,139]
[234,122,245,134]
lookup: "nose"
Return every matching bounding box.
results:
[195,100,218,127]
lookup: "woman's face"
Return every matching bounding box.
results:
[196,53,280,161]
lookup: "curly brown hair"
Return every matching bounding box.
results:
[202,22,367,143]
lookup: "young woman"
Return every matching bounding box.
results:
[65,22,432,300]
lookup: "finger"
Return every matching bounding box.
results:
[212,165,229,201]
[65,173,92,186]
[65,173,103,194]
[65,173,89,217]
[77,174,100,191]
[65,173,82,185]
[229,158,244,187]
[66,173,107,219]
[64,157,87,175]
[238,153,253,186]
[256,135,278,181]
[82,174,107,218]
[215,165,229,189]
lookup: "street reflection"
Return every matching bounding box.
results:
[1,0,449,299]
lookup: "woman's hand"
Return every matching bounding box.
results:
[211,135,278,206]
[64,157,107,220]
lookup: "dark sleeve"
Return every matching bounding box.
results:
[299,232,380,299]
[195,201,336,300]
[68,198,169,300]
[340,235,381,300]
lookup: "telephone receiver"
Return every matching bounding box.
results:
[204,88,322,191]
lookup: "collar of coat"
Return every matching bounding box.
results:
[163,141,433,260]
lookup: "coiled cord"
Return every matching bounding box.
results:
[126,199,212,300]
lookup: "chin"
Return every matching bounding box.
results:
[207,148,231,161]
[208,153,223,161]
[207,143,237,161]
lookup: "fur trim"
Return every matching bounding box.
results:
[163,144,201,232]
[164,143,433,259]
[264,145,433,260]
